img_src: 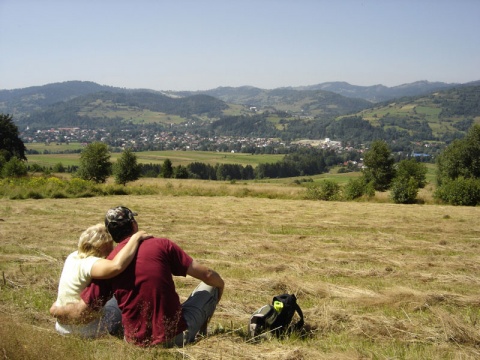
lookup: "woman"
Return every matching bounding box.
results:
[51,223,151,338]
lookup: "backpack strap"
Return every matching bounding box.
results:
[292,301,304,331]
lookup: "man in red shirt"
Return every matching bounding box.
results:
[51,206,225,347]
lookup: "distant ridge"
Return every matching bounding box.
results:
[175,80,480,103]
[258,80,459,103]
[2,79,477,105]
[2,80,480,149]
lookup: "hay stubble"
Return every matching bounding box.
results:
[1,192,480,359]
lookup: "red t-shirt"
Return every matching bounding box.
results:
[81,237,193,346]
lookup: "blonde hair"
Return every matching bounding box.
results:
[77,223,113,258]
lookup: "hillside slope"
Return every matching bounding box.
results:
[179,80,478,103]
[15,91,229,128]
[194,87,373,117]
[353,85,480,142]
[2,81,373,128]
[2,81,480,147]
[291,80,460,102]
[0,81,125,116]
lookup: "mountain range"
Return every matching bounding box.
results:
[178,80,480,103]
[1,80,479,147]
[2,79,478,116]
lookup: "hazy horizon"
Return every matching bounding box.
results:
[2,78,478,93]
[1,0,479,91]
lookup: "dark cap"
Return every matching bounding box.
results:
[105,206,137,227]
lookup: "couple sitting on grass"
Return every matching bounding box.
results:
[50,206,225,347]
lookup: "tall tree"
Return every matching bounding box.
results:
[113,148,141,186]
[77,142,112,183]
[0,114,27,162]
[173,165,189,179]
[434,124,480,206]
[436,124,480,185]
[160,159,173,178]
[362,140,395,191]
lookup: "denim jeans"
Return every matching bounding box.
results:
[172,282,219,346]
[55,296,122,338]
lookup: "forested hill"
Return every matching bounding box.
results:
[176,80,480,103]
[1,81,374,128]
[354,84,480,141]
[288,80,462,102]
[0,81,123,115]
[176,87,372,117]
[208,84,480,146]
[13,91,228,128]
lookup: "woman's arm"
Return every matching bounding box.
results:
[90,230,152,279]
[50,299,97,324]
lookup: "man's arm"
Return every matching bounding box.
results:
[186,260,225,301]
[49,299,97,324]
[91,230,152,279]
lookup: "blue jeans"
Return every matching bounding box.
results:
[173,282,219,346]
[55,296,121,338]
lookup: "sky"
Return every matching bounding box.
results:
[0,0,479,91]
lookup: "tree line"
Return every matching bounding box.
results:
[335,124,480,205]
[22,145,344,183]
[139,148,340,181]
[3,112,480,206]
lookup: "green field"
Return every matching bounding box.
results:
[26,143,285,168]
[26,143,438,190]
[28,142,85,152]
[131,150,284,166]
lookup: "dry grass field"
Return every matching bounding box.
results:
[1,179,480,359]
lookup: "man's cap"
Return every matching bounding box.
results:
[105,206,137,227]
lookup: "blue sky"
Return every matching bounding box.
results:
[1,0,479,91]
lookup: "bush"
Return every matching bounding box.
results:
[434,177,480,206]
[1,157,27,178]
[395,159,427,189]
[25,190,44,199]
[66,178,94,195]
[343,176,375,200]
[293,178,314,185]
[29,163,44,173]
[43,177,67,196]
[51,192,68,199]
[305,180,341,201]
[104,185,128,196]
[52,163,66,173]
[390,177,419,204]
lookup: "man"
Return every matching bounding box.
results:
[51,206,225,347]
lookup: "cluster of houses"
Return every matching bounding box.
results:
[21,127,432,170]
[21,127,288,153]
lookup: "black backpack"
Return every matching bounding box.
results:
[248,293,304,339]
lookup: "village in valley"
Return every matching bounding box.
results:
[21,126,349,154]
